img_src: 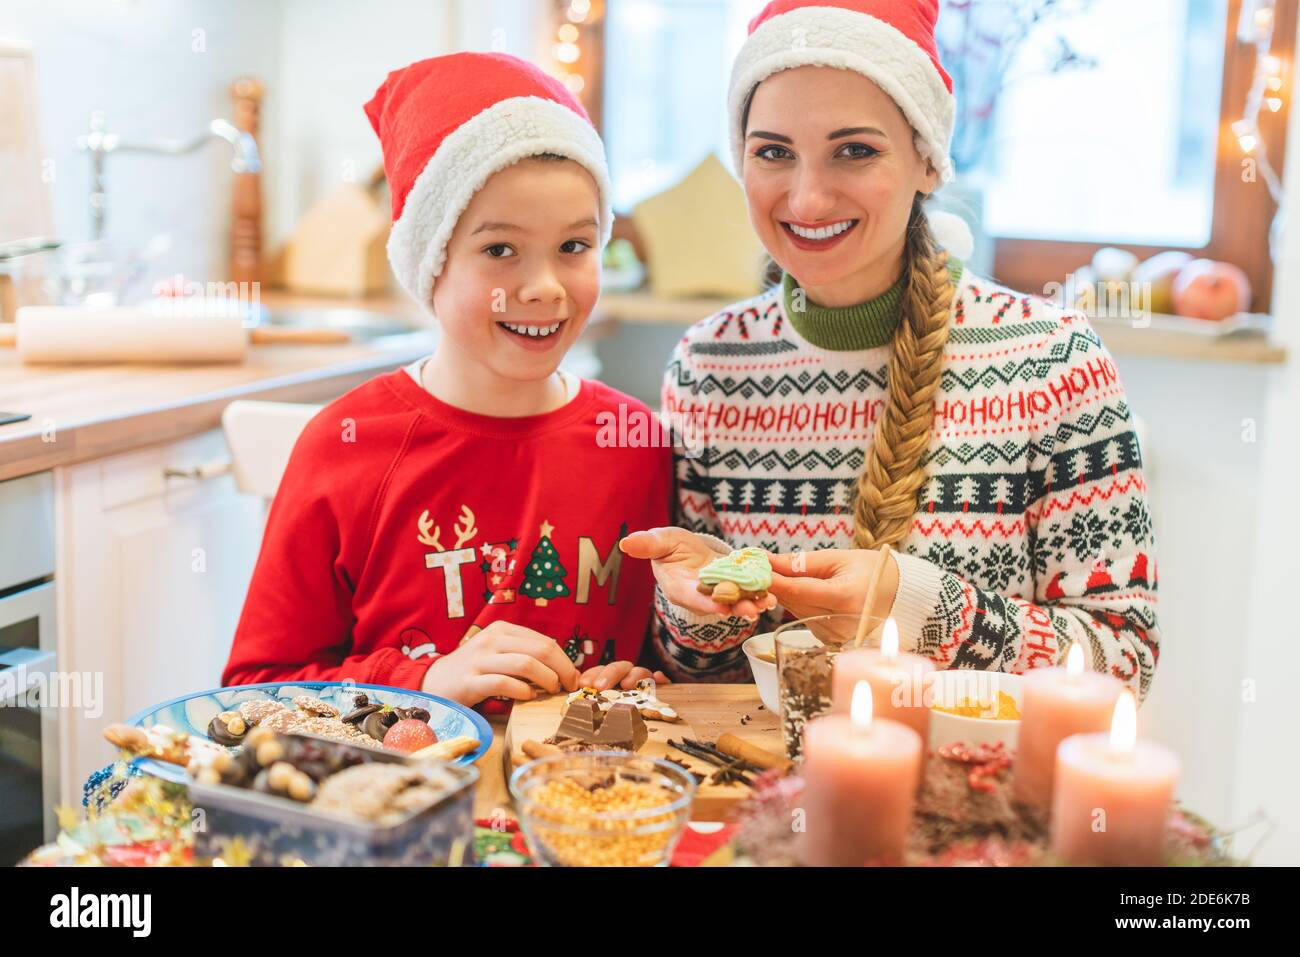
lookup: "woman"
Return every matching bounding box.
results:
[621,0,1159,699]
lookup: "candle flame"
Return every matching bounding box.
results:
[1066,641,1085,676]
[850,680,874,730]
[880,617,899,659]
[1109,689,1137,755]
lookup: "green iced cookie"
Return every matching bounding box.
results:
[699,546,772,593]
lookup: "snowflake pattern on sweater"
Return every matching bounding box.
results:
[654,268,1160,700]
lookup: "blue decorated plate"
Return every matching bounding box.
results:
[125,681,492,782]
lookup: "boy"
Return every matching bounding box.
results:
[223,53,671,711]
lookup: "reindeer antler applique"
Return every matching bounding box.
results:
[418,505,478,552]
[417,510,442,551]
[453,504,478,549]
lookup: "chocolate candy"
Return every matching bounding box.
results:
[207,713,248,747]
[341,703,382,725]
[362,708,398,742]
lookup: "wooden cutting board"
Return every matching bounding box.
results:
[505,683,782,821]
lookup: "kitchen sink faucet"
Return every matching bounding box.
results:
[76,110,261,241]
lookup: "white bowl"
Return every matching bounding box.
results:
[926,671,1025,750]
[741,632,779,713]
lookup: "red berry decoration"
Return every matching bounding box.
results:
[382,718,438,753]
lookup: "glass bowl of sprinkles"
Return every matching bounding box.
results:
[509,752,697,866]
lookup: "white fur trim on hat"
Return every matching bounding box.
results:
[728,5,955,184]
[928,210,974,260]
[387,95,613,308]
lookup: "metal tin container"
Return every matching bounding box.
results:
[187,734,478,867]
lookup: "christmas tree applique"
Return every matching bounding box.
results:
[519,519,569,606]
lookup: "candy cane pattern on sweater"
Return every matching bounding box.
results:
[653,266,1160,700]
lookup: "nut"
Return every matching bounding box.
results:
[244,725,276,749]
[267,761,297,791]
[287,772,316,802]
[710,580,741,604]
[225,716,247,736]
[255,739,285,767]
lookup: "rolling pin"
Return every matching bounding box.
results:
[0,306,348,362]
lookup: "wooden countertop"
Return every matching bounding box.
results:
[0,291,437,482]
[472,716,513,821]
[471,684,778,823]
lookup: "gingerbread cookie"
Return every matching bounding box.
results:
[696,546,771,603]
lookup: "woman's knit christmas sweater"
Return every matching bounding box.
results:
[655,261,1160,700]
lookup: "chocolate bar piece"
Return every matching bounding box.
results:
[553,699,648,751]
[555,697,603,740]
[593,703,648,750]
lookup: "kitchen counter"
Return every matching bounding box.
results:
[0,293,437,482]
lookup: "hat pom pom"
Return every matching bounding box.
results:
[928,210,975,261]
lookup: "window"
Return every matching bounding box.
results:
[971,0,1226,248]
[597,0,1292,308]
[602,0,765,210]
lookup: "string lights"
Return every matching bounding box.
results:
[552,0,603,98]
[1232,0,1287,216]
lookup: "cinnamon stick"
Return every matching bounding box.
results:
[717,732,792,773]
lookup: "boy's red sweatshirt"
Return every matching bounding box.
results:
[223,369,671,713]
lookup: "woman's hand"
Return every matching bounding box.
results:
[620,527,777,620]
[577,661,672,692]
[419,621,581,706]
[767,548,899,622]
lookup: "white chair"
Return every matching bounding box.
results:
[221,400,322,500]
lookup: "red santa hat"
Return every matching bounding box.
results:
[365,52,613,306]
[728,0,971,257]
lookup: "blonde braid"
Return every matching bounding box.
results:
[852,201,955,549]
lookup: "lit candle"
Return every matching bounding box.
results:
[831,618,935,740]
[1050,691,1180,866]
[1012,642,1123,809]
[798,681,923,866]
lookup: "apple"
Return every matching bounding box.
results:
[382,718,438,753]
[1171,259,1252,321]
[1091,247,1139,283]
[1130,251,1193,316]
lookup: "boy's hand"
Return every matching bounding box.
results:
[620,527,776,621]
[577,661,671,692]
[419,621,581,707]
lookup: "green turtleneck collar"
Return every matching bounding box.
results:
[782,257,964,351]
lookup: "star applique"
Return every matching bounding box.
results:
[539,520,554,538]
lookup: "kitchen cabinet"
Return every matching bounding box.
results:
[56,428,264,802]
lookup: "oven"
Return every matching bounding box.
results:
[0,472,59,865]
